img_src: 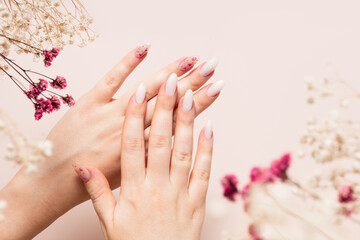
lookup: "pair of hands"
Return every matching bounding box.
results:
[0,44,223,240]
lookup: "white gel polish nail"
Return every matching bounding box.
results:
[183,89,193,112]
[199,58,219,77]
[204,120,213,139]
[165,73,178,96]
[207,80,225,97]
[135,83,146,104]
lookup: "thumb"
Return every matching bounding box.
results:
[73,162,116,223]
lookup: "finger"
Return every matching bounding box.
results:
[177,57,219,97]
[193,80,225,115]
[92,44,150,102]
[121,83,147,186]
[143,58,220,127]
[188,121,214,203]
[119,56,199,108]
[73,163,116,224]
[143,80,225,137]
[147,73,178,181]
[170,90,195,189]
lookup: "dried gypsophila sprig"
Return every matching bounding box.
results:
[0,0,97,59]
[298,69,360,215]
[0,106,52,172]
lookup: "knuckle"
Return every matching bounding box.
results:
[173,149,192,163]
[158,97,175,112]
[194,169,210,181]
[104,75,117,87]
[123,137,143,152]
[150,134,170,149]
[89,186,106,204]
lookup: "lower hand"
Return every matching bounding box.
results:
[76,75,214,240]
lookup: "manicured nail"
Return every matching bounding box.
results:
[135,83,146,104]
[199,58,219,77]
[183,89,193,112]
[179,56,199,71]
[72,162,91,183]
[204,120,213,139]
[207,80,225,97]
[165,73,178,96]
[135,43,151,58]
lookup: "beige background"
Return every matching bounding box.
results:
[1,0,360,239]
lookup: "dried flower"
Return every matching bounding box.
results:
[61,94,75,107]
[50,76,67,89]
[221,174,240,201]
[0,106,52,172]
[338,185,356,203]
[269,153,291,180]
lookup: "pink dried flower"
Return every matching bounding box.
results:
[270,153,291,180]
[61,94,75,107]
[338,185,356,203]
[36,98,53,113]
[50,76,67,89]
[241,184,251,200]
[37,79,48,92]
[51,47,61,58]
[221,174,240,201]
[43,47,61,67]
[49,96,61,111]
[34,103,44,120]
[250,167,275,183]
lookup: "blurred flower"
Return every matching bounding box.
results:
[221,174,240,201]
[270,153,291,180]
[338,185,356,203]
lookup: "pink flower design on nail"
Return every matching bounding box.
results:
[135,44,150,58]
[179,56,199,71]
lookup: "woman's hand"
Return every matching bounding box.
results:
[0,45,223,240]
[76,75,214,240]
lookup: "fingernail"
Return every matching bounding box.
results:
[135,83,146,104]
[165,73,178,96]
[179,56,199,71]
[183,89,193,112]
[135,43,151,58]
[204,120,213,139]
[206,80,225,97]
[199,58,219,77]
[72,162,91,183]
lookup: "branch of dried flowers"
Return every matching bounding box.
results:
[0,54,75,120]
[0,105,52,172]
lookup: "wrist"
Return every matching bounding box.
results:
[0,159,88,239]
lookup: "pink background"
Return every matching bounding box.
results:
[1,0,360,239]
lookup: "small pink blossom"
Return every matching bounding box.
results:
[50,76,67,89]
[36,98,53,113]
[250,167,275,183]
[37,79,48,92]
[34,103,44,120]
[43,47,61,67]
[49,96,61,111]
[338,185,356,203]
[221,174,240,201]
[51,47,60,58]
[270,153,291,180]
[61,94,75,106]
[241,184,251,200]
